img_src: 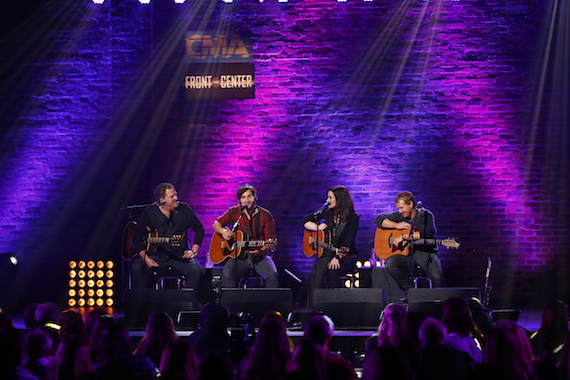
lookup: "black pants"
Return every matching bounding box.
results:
[385,250,444,292]
[311,254,357,288]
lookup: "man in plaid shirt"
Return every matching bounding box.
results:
[212,184,279,288]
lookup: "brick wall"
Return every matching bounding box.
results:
[0,0,567,310]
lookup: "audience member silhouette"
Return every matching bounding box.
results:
[84,308,109,337]
[0,327,38,380]
[58,309,89,344]
[52,334,94,380]
[34,302,61,353]
[286,338,328,380]
[23,303,40,331]
[398,310,428,375]
[467,297,492,346]
[416,317,471,380]
[365,303,407,355]
[442,297,483,365]
[197,351,235,380]
[361,345,415,380]
[303,314,357,380]
[0,311,14,331]
[556,330,570,379]
[22,329,53,380]
[470,319,535,380]
[186,303,231,360]
[236,318,292,380]
[159,339,199,380]
[91,317,158,380]
[530,299,568,357]
[134,311,179,367]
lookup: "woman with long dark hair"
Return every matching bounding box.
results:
[302,185,359,288]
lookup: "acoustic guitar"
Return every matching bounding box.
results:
[209,230,277,264]
[302,230,349,258]
[374,228,460,260]
[121,222,184,260]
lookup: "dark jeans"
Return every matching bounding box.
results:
[385,250,444,292]
[131,251,203,290]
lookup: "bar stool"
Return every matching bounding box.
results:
[413,264,432,288]
[152,266,186,290]
[238,269,265,289]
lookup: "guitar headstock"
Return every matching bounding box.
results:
[442,238,461,249]
[265,238,278,249]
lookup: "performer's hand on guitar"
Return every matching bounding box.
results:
[221,228,233,241]
[395,221,412,230]
[139,250,159,268]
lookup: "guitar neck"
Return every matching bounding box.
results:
[413,238,441,246]
[148,237,171,244]
[235,240,267,248]
[316,240,337,253]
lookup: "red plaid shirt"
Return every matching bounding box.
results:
[216,205,276,241]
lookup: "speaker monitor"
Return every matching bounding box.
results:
[407,287,481,320]
[312,288,384,329]
[219,288,292,327]
[123,288,197,329]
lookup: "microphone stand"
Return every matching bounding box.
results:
[231,206,245,288]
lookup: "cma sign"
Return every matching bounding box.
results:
[184,32,253,63]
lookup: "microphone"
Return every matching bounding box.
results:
[313,202,330,215]
[416,201,425,211]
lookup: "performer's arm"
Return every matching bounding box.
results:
[132,209,160,268]
[213,209,234,241]
[258,211,276,254]
[181,206,204,259]
[301,211,328,231]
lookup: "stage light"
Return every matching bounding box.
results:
[139,0,151,4]
[277,0,289,2]
[68,260,115,314]
[337,0,348,2]
[92,0,105,4]
[222,0,233,3]
[174,0,186,3]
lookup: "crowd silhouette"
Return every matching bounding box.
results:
[1,297,569,380]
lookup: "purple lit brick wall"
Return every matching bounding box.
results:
[0,0,568,310]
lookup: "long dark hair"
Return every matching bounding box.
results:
[327,185,355,222]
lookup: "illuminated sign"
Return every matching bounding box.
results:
[184,32,253,63]
[184,63,255,99]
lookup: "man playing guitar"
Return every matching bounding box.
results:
[375,191,445,301]
[131,182,204,290]
[212,184,279,288]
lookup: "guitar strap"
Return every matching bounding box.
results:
[333,221,346,246]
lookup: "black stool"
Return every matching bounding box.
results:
[152,266,186,290]
[238,269,265,289]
